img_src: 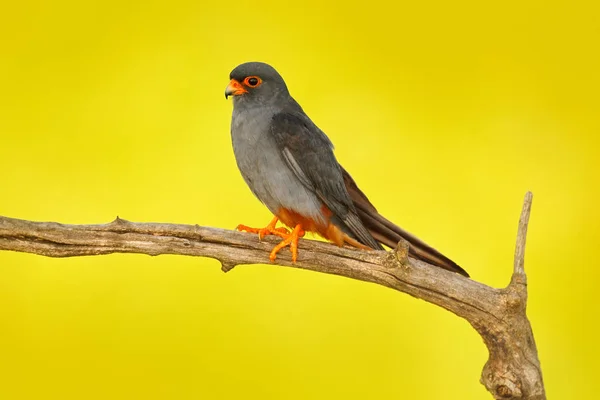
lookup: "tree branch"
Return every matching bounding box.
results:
[0,192,544,399]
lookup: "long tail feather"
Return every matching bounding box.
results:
[342,166,469,277]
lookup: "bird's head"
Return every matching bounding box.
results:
[225,62,289,105]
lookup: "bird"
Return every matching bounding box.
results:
[225,62,469,277]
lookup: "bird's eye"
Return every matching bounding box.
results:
[244,76,262,87]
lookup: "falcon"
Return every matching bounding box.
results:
[225,62,468,277]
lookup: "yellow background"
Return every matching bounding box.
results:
[1,1,597,399]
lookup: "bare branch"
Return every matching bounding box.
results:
[0,193,544,399]
[512,191,533,285]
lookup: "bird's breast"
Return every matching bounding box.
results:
[230,108,326,226]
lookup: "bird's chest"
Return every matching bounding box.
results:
[229,108,326,225]
[231,111,277,175]
[230,111,286,197]
[230,109,322,221]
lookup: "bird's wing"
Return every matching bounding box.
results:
[269,112,382,249]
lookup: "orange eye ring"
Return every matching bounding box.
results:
[243,76,262,88]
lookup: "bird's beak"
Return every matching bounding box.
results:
[225,79,248,99]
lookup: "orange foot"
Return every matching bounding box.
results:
[269,224,305,263]
[236,216,290,240]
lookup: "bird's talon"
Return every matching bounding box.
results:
[236,216,286,240]
[236,217,304,263]
[268,224,303,263]
[269,251,278,262]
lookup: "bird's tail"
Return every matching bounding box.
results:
[341,167,469,278]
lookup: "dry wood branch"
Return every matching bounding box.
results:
[0,192,544,399]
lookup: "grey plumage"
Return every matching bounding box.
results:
[229,90,327,228]
[226,61,468,277]
[270,112,382,249]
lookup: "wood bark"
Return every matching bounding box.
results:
[0,192,544,399]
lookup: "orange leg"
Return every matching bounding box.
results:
[236,216,290,240]
[269,224,305,263]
